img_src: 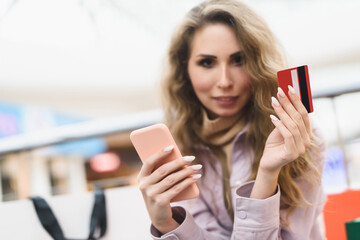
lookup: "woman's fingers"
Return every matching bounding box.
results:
[147,164,202,198]
[287,86,312,139]
[137,144,201,201]
[271,96,305,154]
[155,174,201,206]
[276,87,311,147]
[269,114,298,159]
[137,145,175,180]
[148,155,196,185]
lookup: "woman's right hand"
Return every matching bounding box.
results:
[137,145,202,234]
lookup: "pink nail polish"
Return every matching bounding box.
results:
[163,145,174,152]
[288,85,296,95]
[270,114,279,121]
[192,174,202,180]
[278,87,286,98]
[189,164,202,170]
[183,156,195,162]
[271,96,280,107]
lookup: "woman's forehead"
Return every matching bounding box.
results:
[190,23,242,56]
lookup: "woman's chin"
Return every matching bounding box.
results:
[214,110,240,118]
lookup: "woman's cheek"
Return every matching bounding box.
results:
[190,72,213,92]
[192,79,212,92]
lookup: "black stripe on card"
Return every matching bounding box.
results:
[297,66,311,113]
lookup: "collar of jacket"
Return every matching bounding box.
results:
[192,123,250,151]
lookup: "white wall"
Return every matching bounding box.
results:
[0,0,359,145]
[0,0,359,117]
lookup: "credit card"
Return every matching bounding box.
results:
[277,65,313,113]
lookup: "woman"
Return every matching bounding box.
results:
[137,0,326,239]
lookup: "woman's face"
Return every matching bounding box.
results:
[187,23,252,119]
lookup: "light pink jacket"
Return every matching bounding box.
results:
[151,126,327,240]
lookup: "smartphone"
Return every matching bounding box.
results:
[130,123,199,202]
[277,65,313,113]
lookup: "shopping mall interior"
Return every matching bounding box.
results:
[0,0,359,239]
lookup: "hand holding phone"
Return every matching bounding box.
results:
[130,123,200,202]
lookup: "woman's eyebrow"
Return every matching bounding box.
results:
[230,51,244,58]
[195,54,217,58]
[196,51,244,58]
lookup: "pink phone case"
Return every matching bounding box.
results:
[130,123,199,202]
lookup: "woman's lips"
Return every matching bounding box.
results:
[213,96,238,106]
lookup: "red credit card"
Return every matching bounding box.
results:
[277,65,313,113]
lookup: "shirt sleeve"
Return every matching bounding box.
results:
[150,180,325,240]
[234,179,326,240]
[150,195,231,240]
[234,181,281,239]
[233,124,327,240]
[149,183,281,240]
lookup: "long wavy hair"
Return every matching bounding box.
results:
[161,0,320,220]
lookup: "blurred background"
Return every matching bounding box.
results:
[0,0,359,239]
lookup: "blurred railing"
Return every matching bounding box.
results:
[1,83,360,155]
[0,109,163,155]
[0,82,359,189]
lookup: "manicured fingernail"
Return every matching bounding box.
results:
[278,87,286,98]
[192,174,202,180]
[288,85,296,95]
[188,164,202,170]
[271,96,280,107]
[163,145,174,152]
[183,156,195,162]
[270,114,279,121]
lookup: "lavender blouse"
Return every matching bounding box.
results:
[150,125,326,240]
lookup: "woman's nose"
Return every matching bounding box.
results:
[217,65,233,89]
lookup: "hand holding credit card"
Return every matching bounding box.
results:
[277,65,313,113]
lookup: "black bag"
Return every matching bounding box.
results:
[30,189,107,240]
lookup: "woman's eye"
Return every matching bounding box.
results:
[232,55,245,66]
[198,58,214,68]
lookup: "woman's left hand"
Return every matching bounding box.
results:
[260,85,312,174]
